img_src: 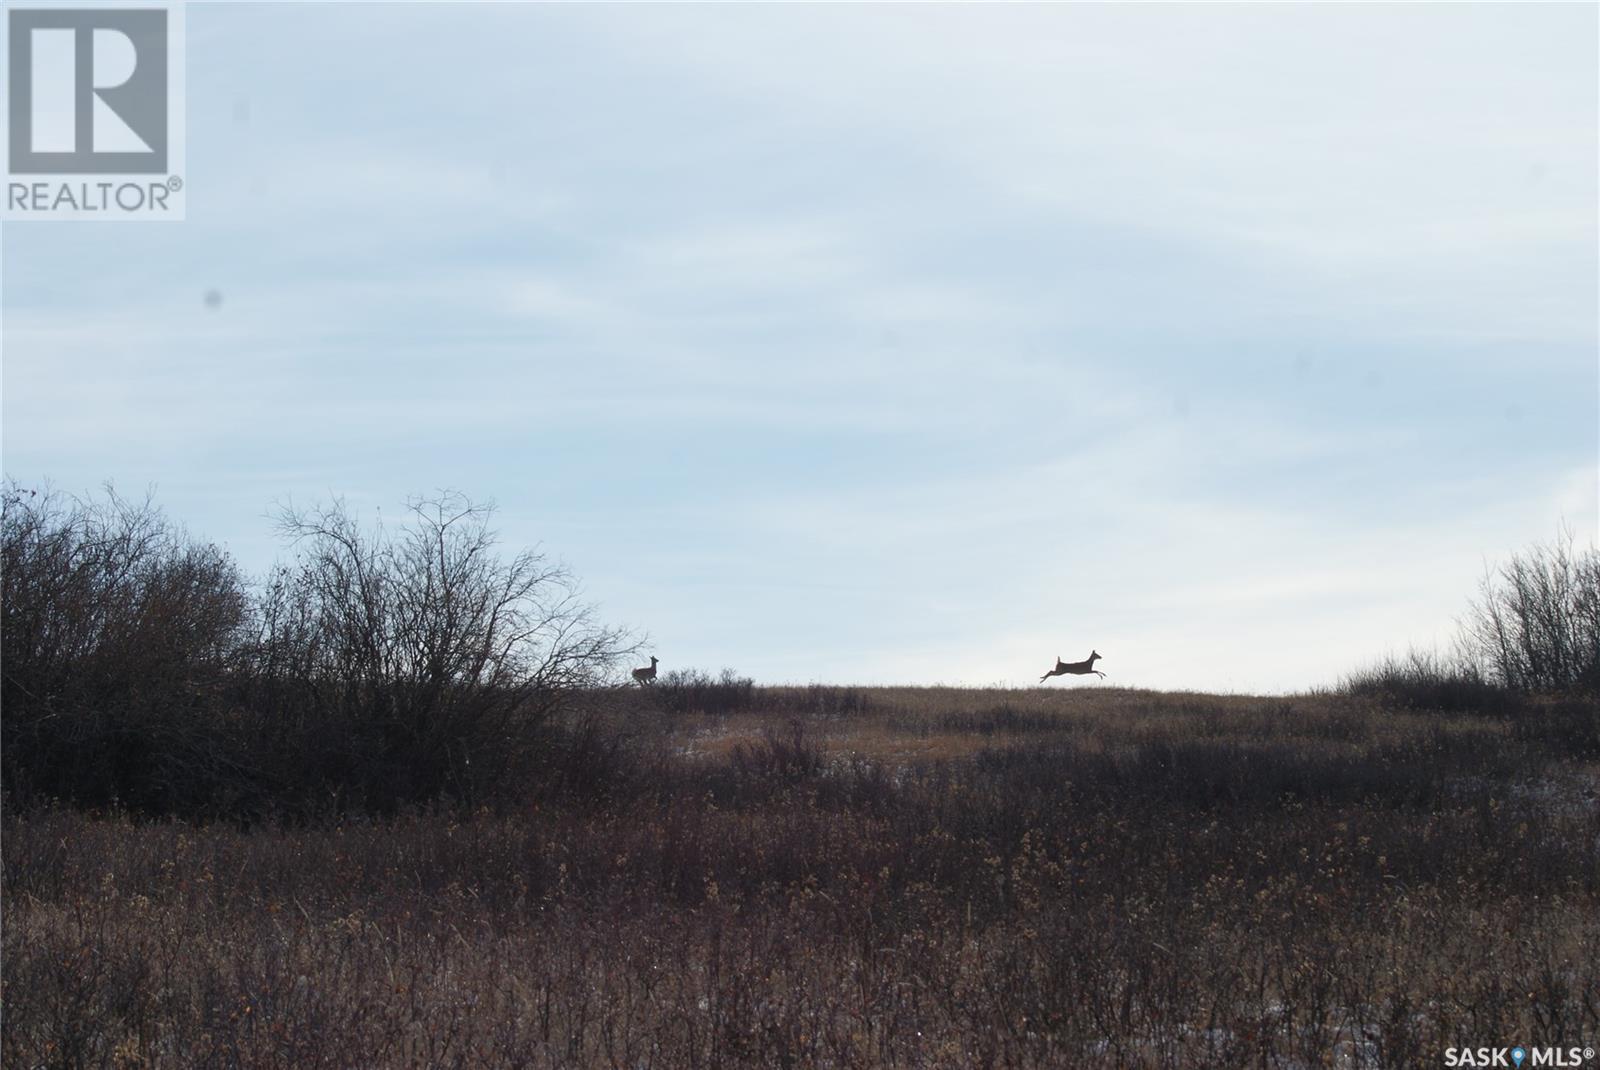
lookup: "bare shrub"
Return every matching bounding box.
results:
[1460,527,1600,693]
[650,667,756,715]
[1,482,249,811]
[1341,648,1514,714]
[241,492,636,811]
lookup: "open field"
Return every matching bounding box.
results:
[5,685,1599,1068]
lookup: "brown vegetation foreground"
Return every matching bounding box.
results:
[5,686,1599,1068]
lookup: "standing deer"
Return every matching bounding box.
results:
[1039,650,1104,682]
[632,656,659,686]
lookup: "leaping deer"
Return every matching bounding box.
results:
[632,656,659,686]
[1040,650,1104,682]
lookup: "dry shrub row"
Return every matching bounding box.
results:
[2,483,633,818]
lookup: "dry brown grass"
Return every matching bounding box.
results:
[5,685,1598,1068]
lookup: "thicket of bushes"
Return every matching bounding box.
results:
[1344,528,1599,715]
[648,667,757,716]
[1,483,633,818]
[1341,650,1514,715]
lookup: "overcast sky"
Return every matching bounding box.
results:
[3,3,1596,692]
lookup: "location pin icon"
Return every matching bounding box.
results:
[1511,1049,1526,1068]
